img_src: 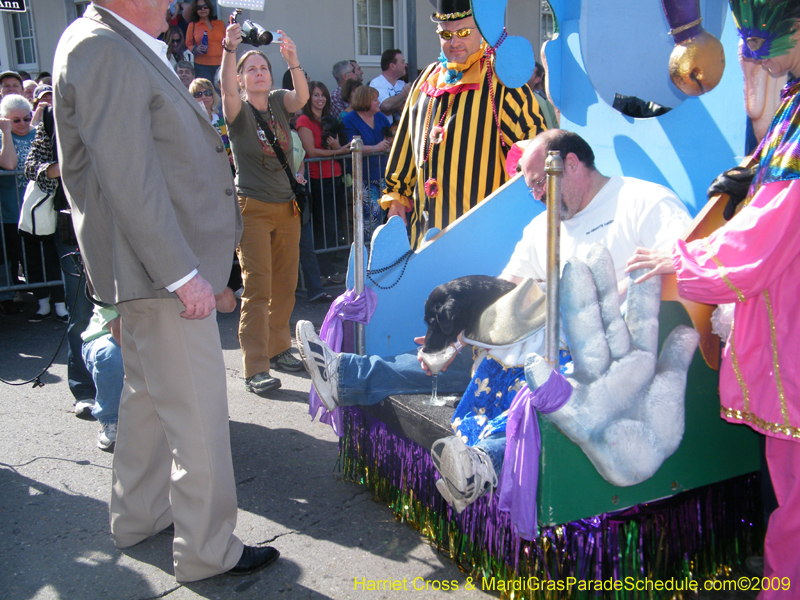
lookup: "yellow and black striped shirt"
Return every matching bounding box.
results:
[383,59,546,249]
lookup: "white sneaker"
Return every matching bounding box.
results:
[98,421,117,451]
[74,400,95,419]
[295,320,340,412]
[431,436,497,513]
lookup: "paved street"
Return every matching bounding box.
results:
[0,290,761,600]
[0,290,487,600]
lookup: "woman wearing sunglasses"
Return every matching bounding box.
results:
[185,0,224,82]
[189,78,232,167]
[164,26,193,69]
[0,94,66,321]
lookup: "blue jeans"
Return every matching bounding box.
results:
[337,349,508,473]
[81,333,123,424]
[475,432,507,473]
[56,235,97,403]
[299,220,325,300]
[337,349,474,407]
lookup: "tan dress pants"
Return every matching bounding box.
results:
[237,198,301,378]
[111,298,243,582]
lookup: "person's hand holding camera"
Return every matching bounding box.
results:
[224,19,242,53]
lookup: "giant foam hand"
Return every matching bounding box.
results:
[525,244,700,487]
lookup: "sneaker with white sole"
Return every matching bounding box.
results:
[295,320,340,412]
[431,436,497,513]
[98,421,117,451]
[74,399,95,419]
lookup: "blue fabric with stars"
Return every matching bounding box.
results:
[451,356,524,445]
[452,351,572,446]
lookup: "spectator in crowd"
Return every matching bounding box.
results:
[81,303,123,451]
[528,62,558,130]
[369,49,410,123]
[350,60,364,82]
[185,0,224,82]
[290,127,330,303]
[190,77,232,169]
[221,20,309,394]
[22,80,36,102]
[297,82,352,260]
[330,59,358,118]
[342,85,392,243]
[175,60,195,88]
[31,84,52,128]
[190,77,220,122]
[54,0,280,580]
[35,71,51,84]
[167,0,192,35]
[7,93,68,324]
[381,0,546,249]
[338,79,362,118]
[165,25,193,68]
[281,67,329,303]
[23,97,97,415]
[0,94,66,322]
[0,71,23,98]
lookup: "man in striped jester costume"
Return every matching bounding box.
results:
[380,0,547,248]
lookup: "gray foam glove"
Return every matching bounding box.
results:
[525,244,700,487]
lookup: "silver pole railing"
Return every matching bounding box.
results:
[350,136,366,356]
[544,150,563,367]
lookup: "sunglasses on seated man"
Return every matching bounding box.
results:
[436,27,474,40]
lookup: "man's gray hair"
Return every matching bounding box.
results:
[332,60,353,84]
[0,93,32,116]
[175,60,195,73]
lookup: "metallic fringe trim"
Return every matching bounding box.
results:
[339,407,764,599]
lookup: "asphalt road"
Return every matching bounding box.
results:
[0,291,488,600]
[0,291,761,600]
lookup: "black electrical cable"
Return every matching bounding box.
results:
[0,251,84,388]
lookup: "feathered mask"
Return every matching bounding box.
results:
[730,0,800,60]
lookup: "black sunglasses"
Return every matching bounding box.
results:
[193,90,214,98]
[196,4,209,8]
[11,116,31,123]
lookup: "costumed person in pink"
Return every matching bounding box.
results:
[626,1,800,594]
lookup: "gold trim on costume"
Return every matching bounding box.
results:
[434,9,472,20]
[721,406,800,439]
[728,315,751,413]
[763,290,790,427]
[703,238,746,302]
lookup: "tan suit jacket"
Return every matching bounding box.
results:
[53,5,241,303]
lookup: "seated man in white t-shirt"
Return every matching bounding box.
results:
[369,48,411,123]
[297,129,692,509]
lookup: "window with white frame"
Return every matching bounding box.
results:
[541,0,556,42]
[9,9,37,70]
[355,0,397,64]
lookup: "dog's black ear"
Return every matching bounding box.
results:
[436,298,460,334]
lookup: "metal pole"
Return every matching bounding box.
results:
[351,136,366,355]
[544,150,563,367]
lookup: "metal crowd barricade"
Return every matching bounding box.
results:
[0,170,65,294]
[301,148,389,254]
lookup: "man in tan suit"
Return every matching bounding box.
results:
[53,0,278,582]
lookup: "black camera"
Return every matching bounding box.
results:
[233,8,275,47]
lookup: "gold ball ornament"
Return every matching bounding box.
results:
[668,30,725,96]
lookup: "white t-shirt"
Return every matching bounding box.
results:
[369,73,406,120]
[502,176,691,284]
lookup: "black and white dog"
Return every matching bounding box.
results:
[422,275,516,353]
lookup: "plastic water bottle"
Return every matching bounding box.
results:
[200,31,208,54]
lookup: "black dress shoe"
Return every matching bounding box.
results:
[226,545,280,576]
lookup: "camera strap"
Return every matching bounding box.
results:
[246,101,300,190]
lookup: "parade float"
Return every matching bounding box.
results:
[318,0,764,595]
